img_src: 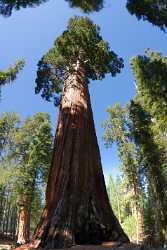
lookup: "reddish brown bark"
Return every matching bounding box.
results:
[17,204,30,244]
[29,64,129,249]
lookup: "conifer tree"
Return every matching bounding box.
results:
[26,16,129,249]
[129,100,167,245]
[103,103,145,243]
[65,0,103,12]
[0,0,103,17]
[0,60,25,97]
[130,49,167,132]
[14,113,53,244]
[0,0,47,16]
[126,0,167,31]
[129,50,167,245]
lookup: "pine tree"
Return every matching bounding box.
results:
[24,16,129,249]
[126,0,167,31]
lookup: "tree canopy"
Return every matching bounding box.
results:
[35,16,124,105]
[65,0,103,13]
[0,0,48,16]
[131,50,167,130]
[126,0,167,31]
[0,0,103,17]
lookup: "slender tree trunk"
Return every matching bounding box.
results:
[134,204,144,244]
[30,63,129,249]
[17,203,30,244]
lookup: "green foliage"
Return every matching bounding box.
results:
[65,0,103,13]
[0,59,25,98]
[0,0,48,16]
[14,112,53,200]
[0,59,25,86]
[0,112,20,157]
[107,175,137,241]
[0,0,103,17]
[122,215,136,240]
[131,50,167,131]
[102,103,143,201]
[35,16,123,105]
[129,100,167,243]
[127,0,167,31]
[30,186,44,233]
[0,112,53,237]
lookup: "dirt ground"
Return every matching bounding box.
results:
[0,241,159,250]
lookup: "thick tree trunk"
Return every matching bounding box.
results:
[17,204,30,244]
[30,64,129,249]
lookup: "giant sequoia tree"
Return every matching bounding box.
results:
[25,16,129,249]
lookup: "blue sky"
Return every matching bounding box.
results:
[0,0,167,178]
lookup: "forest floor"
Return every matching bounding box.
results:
[0,240,165,250]
[0,238,14,250]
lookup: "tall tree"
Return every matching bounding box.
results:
[14,113,53,244]
[0,59,25,97]
[129,100,167,245]
[103,103,145,243]
[129,50,167,245]
[0,112,52,242]
[23,16,129,249]
[0,112,20,238]
[126,0,167,31]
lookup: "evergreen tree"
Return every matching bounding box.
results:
[0,112,21,238]
[26,16,129,249]
[130,49,167,132]
[107,175,138,242]
[65,0,103,13]
[0,0,48,16]
[0,0,103,17]
[103,103,145,243]
[126,0,167,31]
[129,100,167,245]
[14,113,53,244]
[0,60,25,98]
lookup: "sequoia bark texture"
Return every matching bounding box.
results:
[17,205,30,244]
[32,65,129,249]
